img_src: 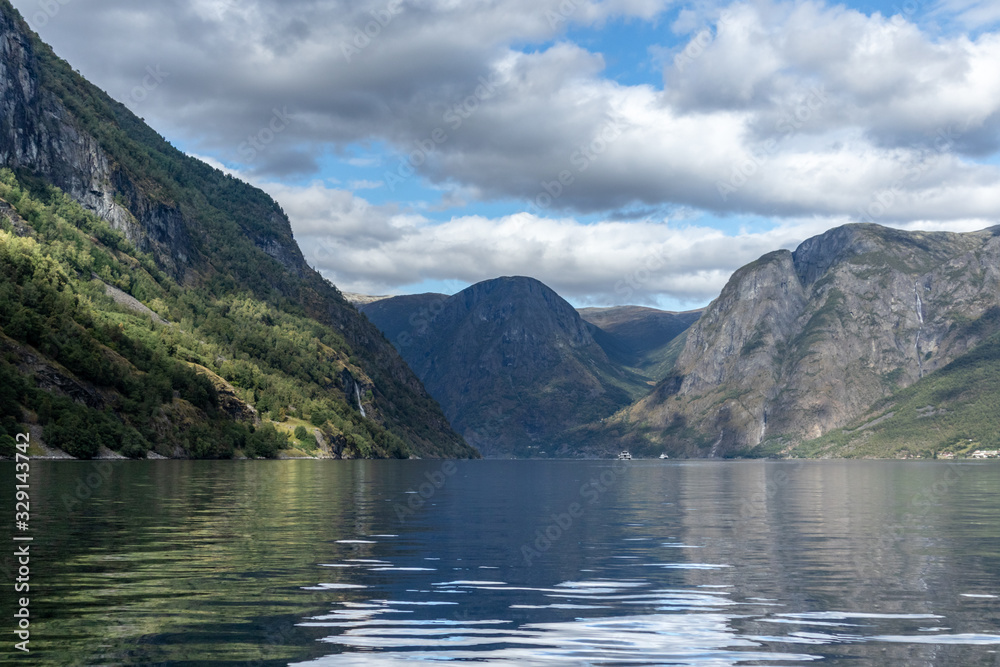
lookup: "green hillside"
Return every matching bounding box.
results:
[0,170,437,460]
[0,0,475,460]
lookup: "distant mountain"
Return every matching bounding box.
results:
[360,277,682,457]
[360,293,450,349]
[612,224,1000,458]
[0,2,476,460]
[578,306,702,380]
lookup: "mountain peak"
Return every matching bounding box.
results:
[361,277,668,457]
[620,222,1000,457]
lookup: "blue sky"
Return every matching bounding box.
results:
[14,0,1000,309]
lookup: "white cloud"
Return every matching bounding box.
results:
[22,0,1000,221]
[20,0,1000,305]
[348,179,384,190]
[932,0,1000,29]
[255,177,993,305]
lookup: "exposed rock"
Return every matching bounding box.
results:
[26,424,71,459]
[623,224,1000,456]
[0,3,474,459]
[1,333,106,409]
[188,363,258,424]
[96,446,128,460]
[342,292,392,306]
[0,9,190,276]
[0,197,32,236]
[102,281,170,325]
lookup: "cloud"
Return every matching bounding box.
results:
[18,0,1000,222]
[932,0,1000,30]
[251,176,992,306]
[18,0,1000,306]
[348,179,384,190]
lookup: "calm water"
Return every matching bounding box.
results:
[1,459,999,666]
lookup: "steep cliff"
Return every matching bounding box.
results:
[620,224,1000,457]
[0,1,475,459]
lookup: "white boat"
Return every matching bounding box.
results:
[659,453,669,459]
[617,450,632,460]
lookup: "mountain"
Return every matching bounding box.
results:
[0,2,476,460]
[359,293,450,350]
[578,306,702,380]
[613,223,1000,458]
[795,314,1000,458]
[361,277,671,457]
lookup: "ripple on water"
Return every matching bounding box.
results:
[292,568,1000,665]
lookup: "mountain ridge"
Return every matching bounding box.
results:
[0,1,476,459]
[613,223,1000,458]
[360,276,697,457]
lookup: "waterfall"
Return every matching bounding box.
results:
[354,382,367,418]
[914,282,925,378]
[914,283,924,326]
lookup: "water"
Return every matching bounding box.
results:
[1,459,999,666]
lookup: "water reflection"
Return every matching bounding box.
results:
[0,459,998,666]
[290,460,1000,666]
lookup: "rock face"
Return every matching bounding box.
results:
[0,7,189,275]
[363,277,654,457]
[188,364,258,425]
[624,224,1000,456]
[0,1,474,458]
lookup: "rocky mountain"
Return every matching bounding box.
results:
[0,1,475,459]
[578,306,701,380]
[615,223,1000,458]
[798,319,1000,458]
[360,277,681,457]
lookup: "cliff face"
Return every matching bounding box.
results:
[0,10,191,275]
[363,277,654,457]
[0,1,474,458]
[625,224,1000,456]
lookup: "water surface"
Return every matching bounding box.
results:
[1,459,998,665]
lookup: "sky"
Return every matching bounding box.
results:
[13,0,1000,310]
